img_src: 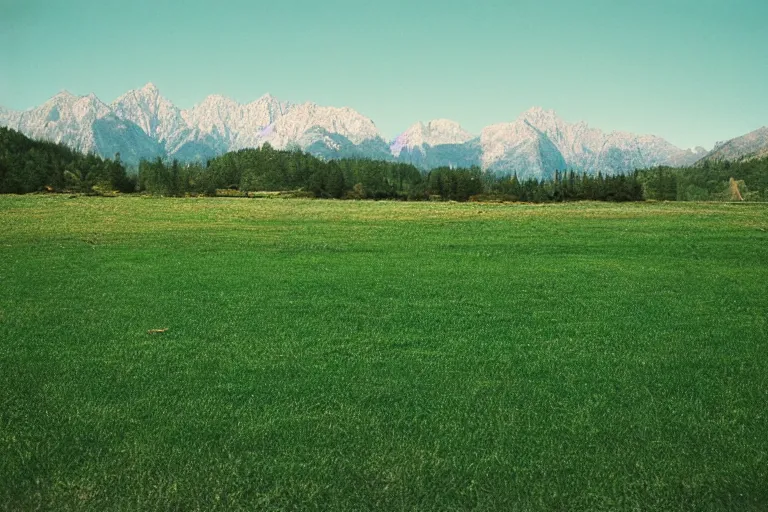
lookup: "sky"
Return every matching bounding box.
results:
[0,0,766,149]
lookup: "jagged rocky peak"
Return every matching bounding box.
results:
[111,82,184,142]
[257,93,292,111]
[186,93,288,143]
[241,93,290,129]
[420,119,473,141]
[114,82,157,102]
[192,94,241,115]
[45,90,80,110]
[141,82,159,93]
[183,94,239,132]
[260,101,383,149]
[73,93,110,115]
[518,106,567,128]
[53,90,77,100]
[112,83,166,110]
[255,92,276,103]
[391,119,475,156]
[40,90,110,123]
[520,106,557,119]
[518,107,600,136]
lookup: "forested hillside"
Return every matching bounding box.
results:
[640,157,768,201]
[0,127,133,194]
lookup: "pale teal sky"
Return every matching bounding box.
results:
[1,0,766,149]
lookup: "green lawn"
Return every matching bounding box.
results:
[1,196,766,511]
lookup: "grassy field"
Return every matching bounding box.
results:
[1,196,767,511]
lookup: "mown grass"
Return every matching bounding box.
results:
[1,196,766,511]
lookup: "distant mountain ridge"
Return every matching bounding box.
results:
[0,83,709,177]
[696,126,768,165]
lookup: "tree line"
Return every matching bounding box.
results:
[137,144,644,202]
[4,126,765,202]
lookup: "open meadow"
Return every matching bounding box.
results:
[1,196,767,510]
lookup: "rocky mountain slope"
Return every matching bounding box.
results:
[697,126,768,164]
[476,108,704,178]
[0,84,709,176]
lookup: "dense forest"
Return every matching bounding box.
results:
[2,127,766,202]
[139,144,644,201]
[0,127,134,194]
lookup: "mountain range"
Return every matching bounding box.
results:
[1,83,761,178]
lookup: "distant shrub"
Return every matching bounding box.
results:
[469,194,517,203]
[282,190,315,199]
[215,189,247,197]
[345,183,366,200]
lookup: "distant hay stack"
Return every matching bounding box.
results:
[728,178,744,201]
